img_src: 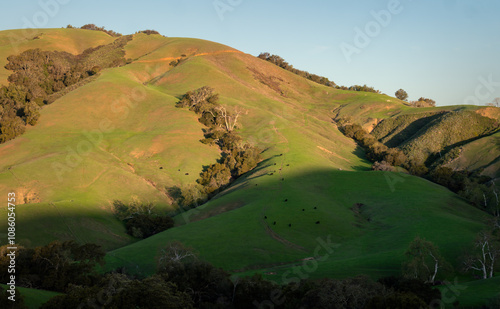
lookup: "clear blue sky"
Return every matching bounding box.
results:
[1,0,499,106]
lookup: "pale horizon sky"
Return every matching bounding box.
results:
[1,0,499,106]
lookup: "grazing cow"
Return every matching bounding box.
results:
[302,209,305,211]
[286,164,290,166]
[316,221,320,224]
[185,173,189,175]
[270,173,274,176]
[273,221,276,225]
[159,167,163,169]
[274,163,277,165]
[281,178,285,181]
[264,216,267,219]
[288,224,291,227]
[314,207,317,209]
[284,199,288,202]
[178,169,180,171]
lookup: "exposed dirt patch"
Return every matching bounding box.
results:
[247,67,286,97]
[317,145,333,154]
[317,146,350,163]
[130,149,146,158]
[364,118,381,133]
[147,136,166,156]
[476,107,500,121]
[16,186,41,204]
[262,221,306,252]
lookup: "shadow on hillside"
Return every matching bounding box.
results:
[351,145,373,171]
[8,164,493,285]
[381,112,444,148]
[425,130,500,166]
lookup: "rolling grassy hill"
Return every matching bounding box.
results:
[0,28,115,85]
[371,108,499,171]
[444,131,500,179]
[0,29,383,250]
[105,169,488,276]
[0,28,498,307]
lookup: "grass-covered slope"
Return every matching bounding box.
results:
[0,31,396,250]
[0,28,496,294]
[105,169,488,279]
[444,131,500,179]
[0,28,115,85]
[0,28,497,307]
[371,107,499,174]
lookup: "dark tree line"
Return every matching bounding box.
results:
[336,118,499,216]
[336,119,418,172]
[0,241,104,292]
[337,84,381,93]
[39,241,442,308]
[113,200,174,239]
[136,30,161,35]
[395,88,437,107]
[173,87,261,207]
[257,53,337,88]
[66,24,122,37]
[257,52,382,93]
[0,36,132,144]
[3,237,497,308]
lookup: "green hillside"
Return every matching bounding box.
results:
[444,131,500,179]
[0,30,382,250]
[0,28,498,308]
[370,107,499,177]
[0,28,115,85]
[105,169,488,276]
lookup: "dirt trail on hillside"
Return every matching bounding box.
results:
[257,124,307,251]
[261,217,306,252]
[97,146,172,203]
[135,50,243,63]
[317,146,350,163]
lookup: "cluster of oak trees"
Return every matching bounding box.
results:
[113,200,174,239]
[0,241,104,293]
[1,241,444,308]
[0,36,132,144]
[403,219,500,288]
[67,24,122,37]
[257,53,336,88]
[173,86,261,206]
[395,89,436,107]
[336,119,425,174]
[2,232,498,308]
[337,118,499,216]
[258,53,383,94]
[337,84,381,93]
[136,30,161,35]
